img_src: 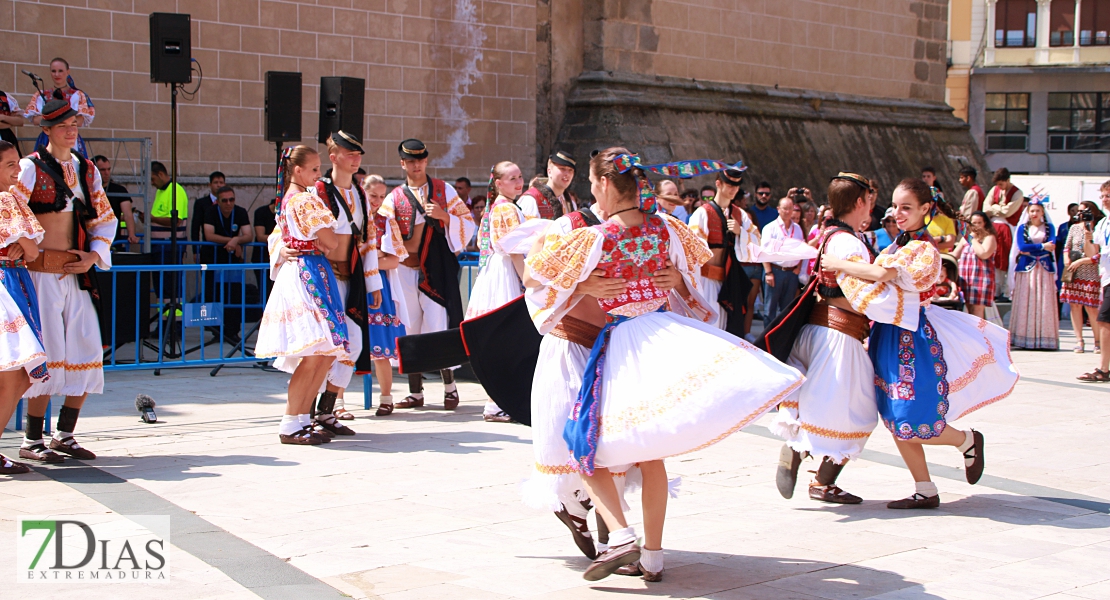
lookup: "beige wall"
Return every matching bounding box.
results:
[0,0,536,183]
[586,0,949,102]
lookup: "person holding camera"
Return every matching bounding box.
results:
[1078,182,1110,382]
[761,193,806,322]
[1061,201,1105,353]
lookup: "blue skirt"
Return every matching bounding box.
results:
[366,274,405,360]
[869,307,951,441]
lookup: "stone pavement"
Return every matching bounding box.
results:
[2,326,1109,600]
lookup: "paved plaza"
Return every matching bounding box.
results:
[2,326,1109,600]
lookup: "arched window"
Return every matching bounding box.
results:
[995,0,1038,47]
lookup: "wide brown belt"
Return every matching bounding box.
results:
[808,302,870,343]
[700,264,726,282]
[329,259,351,281]
[25,249,79,275]
[550,315,603,348]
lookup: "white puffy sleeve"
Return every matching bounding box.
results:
[835,236,927,331]
[83,162,117,269]
[524,226,605,334]
[441,185,476,254]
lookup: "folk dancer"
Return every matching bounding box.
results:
[13,99,117,463]
[0,139,49,474]
[525,148,804,581]
[518,151,578,220]
[316,133,384,430]
[770,173,881,505]
[23,58,94,158]
[983,168,1024,297]
[381,139,475,410]
[687,167,759,334]
[256,146,351,445]
[464,162,529,422]
[361,174,409,416]
[821,178,1019,508]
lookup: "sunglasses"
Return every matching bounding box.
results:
[756,191,771,196]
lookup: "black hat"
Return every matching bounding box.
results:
[39,98,77,127]
[398,138,428,160]
[549,151,576,169]
[832,172,870,190]
[332,130,364,155]
[717,168,744,186]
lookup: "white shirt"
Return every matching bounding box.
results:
[761,216,804,268]
[332,185,365,235]
[1094,216,1110,288]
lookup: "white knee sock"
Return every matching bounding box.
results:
[640,548,664,573]
[564,499,590,531]
[279,415,301,435]
[607,526,636,548]
[915,481,939,497]
[53,430,73,440]
[297,414,311,428]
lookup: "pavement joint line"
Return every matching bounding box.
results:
[25,463,348,600]
[744,425,1110,514]
[1019,376,1110,393]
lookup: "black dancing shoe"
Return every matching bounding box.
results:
[775,444,803,499]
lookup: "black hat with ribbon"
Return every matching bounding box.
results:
[717,167,744,186]
[549,150,576,169]
[39,98,77,127]
[398,138,429,160]
[332,130,364,155]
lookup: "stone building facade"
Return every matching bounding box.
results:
[1,0,980,208]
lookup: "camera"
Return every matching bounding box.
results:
[1079,208,1094,222]
[793,188,808,202]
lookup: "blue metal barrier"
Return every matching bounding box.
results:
[8,246,483,431]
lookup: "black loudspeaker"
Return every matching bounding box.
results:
[317,77,364,143]
[149,13,192,84]
[265,71,302,143]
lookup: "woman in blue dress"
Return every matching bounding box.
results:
[821,178,1019,509]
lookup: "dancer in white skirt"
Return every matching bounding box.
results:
[770,173,881,505]
[465,161,527,422]
[821,178,1019,509]
[0,139,49,475]
[256,146,351,445]
[13,99,116,464]
[526,147,804,581]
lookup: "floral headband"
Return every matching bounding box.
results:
[611,154,748,214]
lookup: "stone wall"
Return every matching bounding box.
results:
[556,72,989,204]
[563,0,949,103]
[0,0,536,184]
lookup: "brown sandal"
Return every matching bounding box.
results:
[279,429,322,445]
[444,389,460,410]
[375,403,394,416]
[333,408,355,421]
[395,395,424,408]
[1077,368,1110,383]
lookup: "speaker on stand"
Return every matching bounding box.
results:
[265,70,303,197]
[317,77,364,143]
[149,12,192,361]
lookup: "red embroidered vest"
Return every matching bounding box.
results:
[27,152,96,212]
[392,178,447,239]
[992,185,1023,227]
[521,187,557,220]
[702,202,740,248]
[594,215,671,314]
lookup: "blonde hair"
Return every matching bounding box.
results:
[361,173,386,193]
[489,161,518,199]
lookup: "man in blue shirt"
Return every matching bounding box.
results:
[751,181,779,228]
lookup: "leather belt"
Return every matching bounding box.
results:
[550,315,603,348]
[700,264,726,282]
[329,259,351,281]
[25,249,79,275]
[808,302,870,343]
